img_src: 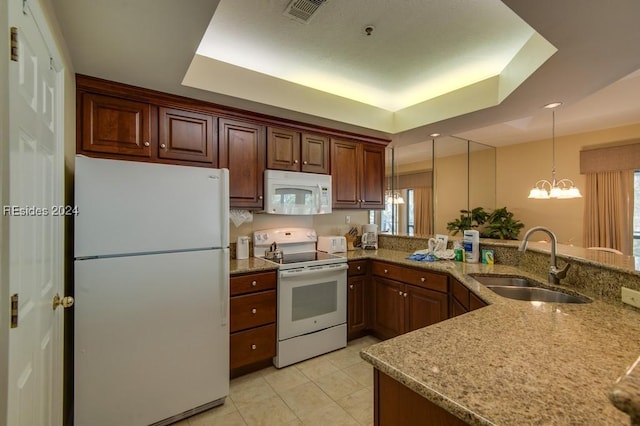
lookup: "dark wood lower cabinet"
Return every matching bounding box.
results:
[375,369,470,426]
[371,276,448,340]
[229,324,276,370]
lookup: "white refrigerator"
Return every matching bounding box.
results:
[74,155,229,426]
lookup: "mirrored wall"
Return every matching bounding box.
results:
[372,136,496,237]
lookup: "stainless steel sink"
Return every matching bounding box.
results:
[469,274,591,304]
[471,275,538,288]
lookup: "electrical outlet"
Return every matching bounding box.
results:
[621,287,640,309]
[345,215,350,224]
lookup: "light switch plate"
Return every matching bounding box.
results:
[621,287,640,309]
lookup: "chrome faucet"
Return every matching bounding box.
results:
[518,226,570,284]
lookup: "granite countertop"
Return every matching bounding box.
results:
[352,248,640,425]
[230,257,278,275]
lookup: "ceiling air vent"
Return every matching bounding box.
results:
[283,0,327,24]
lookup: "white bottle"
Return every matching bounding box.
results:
[463,230,480,263]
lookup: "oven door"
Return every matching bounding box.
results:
[278,263,347,340]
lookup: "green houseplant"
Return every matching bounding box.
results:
[446,207,489,236]
[446,206,524,240]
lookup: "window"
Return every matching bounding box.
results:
[407,189,414,236]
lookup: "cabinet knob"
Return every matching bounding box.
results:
[398,290,403,296]
[356,266,361,271]
[421,277,426,282]
[258,195,263,200]
[384,269,388,274]
[294,160,298,164]
[303,161,308,165]
[349,284,354,290]
[403,292,408,297]
[251,308,257,314]
[251,280,257,287]
[160,143,166,149]
[251,344,257,350]
[143,141,150,147]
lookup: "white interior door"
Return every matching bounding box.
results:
[7,1,65,425]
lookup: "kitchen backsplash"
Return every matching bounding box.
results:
[229,210,370,243]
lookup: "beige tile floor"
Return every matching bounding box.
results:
[175,335,380,426]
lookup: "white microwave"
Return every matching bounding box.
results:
[264,170,332,215]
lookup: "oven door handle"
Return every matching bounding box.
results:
[279,263,348,278]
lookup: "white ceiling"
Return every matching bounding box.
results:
[185,0,555,132]
[49,0,640,148]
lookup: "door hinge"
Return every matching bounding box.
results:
[10,294,18,328]
[10,27,18,62]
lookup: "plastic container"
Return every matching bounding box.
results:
[463,230,480,263]
[236,236,250,259]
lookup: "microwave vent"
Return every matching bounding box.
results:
[283,0,327,23]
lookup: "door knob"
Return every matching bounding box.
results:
[52,293,74,310]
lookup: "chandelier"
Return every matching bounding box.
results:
[528,105,582,199]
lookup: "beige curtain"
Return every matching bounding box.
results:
[583,170,633,255]
[413,186,433,236]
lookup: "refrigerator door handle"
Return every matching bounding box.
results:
[213,169,230,248]
[220,248,230,327]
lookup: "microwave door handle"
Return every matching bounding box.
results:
[317,183,322,213]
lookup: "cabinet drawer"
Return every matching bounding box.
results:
[372,262,447,293]
[230,271,276,296]
[230,291,276,332]
[230,324,276,369]
[451,279,470,309]
[348,260,367,277]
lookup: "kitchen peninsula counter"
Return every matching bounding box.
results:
[348,248,640,425]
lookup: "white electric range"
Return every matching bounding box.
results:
[253,228,348,368]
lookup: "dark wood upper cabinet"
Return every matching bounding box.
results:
[266,127,300,171]
[331,139,360,208]
[158,107,216,165]
[331,139,385,209]
[80,92,152,157]
[267,128,329,174]
[360,143,385,208]
[300,133,329,174]
[219,118,266,209]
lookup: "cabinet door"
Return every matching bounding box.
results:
[450,297,468,318]
[301,133,329,174]
[406,285,448,332]
[469,293,487,311]
[372,277,405,340]
[360,143,385,209]
[348,275,367,339]
[266,127,300,171]
[331,139,360,208]
[158,107,216,164]
[219,118,265,208]
[81,92,152,157]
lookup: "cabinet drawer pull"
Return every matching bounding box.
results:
[384,269,388,274]
[160,143,166,149]
[349,284,354,290]
[143,141,150,147]
[294,160,298,164]
[251,280,257,287]
[251,344,257,350]
[303,161,308,165]
[251,308,257,314]
[403,292,408,297]
[356,266,361,271]
[421,277,426,282]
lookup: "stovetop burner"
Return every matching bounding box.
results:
[253,227,347,269]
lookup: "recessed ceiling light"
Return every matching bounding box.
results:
[429,133,441,137]
[543,101,563,109]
